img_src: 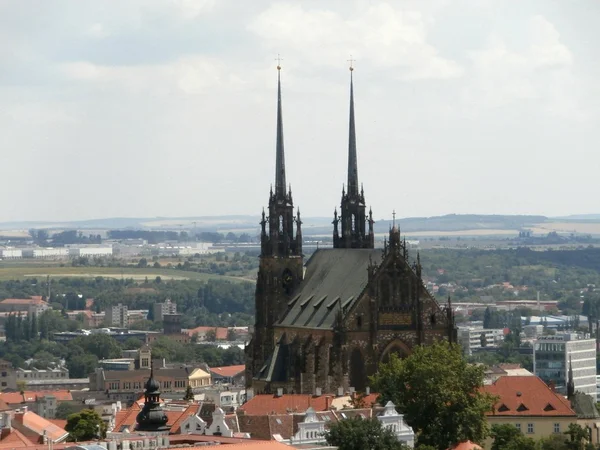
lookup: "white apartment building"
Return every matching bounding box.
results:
[534,333,597,400]
[0,248,22,259]
[153,299,177,322]
[457,326,506,355]
[68,246,113,257]
[22,248,69,259]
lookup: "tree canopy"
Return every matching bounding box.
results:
[66,409,107,441]
[325,416,411,450]
[371,340,496,449]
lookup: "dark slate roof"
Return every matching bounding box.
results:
[278,248,382,329]
[571,392,600,419]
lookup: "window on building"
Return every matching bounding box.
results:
[1,382,6,387]
[554,423,560,433]
[515,423,521,431]
[1,372,6,377]
[109,382,120,390]
[527,423,534,434]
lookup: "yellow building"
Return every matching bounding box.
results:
[483,375,577,448]
[188,368,212,389]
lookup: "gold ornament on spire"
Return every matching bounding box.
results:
[348,55,355,71]
[275,53,283,71]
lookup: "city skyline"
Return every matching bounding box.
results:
[1,0,599,222]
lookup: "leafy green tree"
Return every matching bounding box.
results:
[371,341,495,449]
[205,329,217,342]
[55,402,80,419]
[490,424,535,450]
[69,334,122,360]
[66,409,107,441]
[564,423,589,450]
[122,337,144,350]
[67,353,99,378]
[226,328,238,341]
[183,385,194,401]
[325,416,410,450]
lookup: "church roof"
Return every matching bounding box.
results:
[278,248,381,329]
[570,392,600,419]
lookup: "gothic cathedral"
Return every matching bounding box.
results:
[246,65,457,395]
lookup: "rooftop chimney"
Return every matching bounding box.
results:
[365,386,370,395]
[349,387,355,394]
[276,388,283,397]
[337,387,344,397]
[315,387,322,397]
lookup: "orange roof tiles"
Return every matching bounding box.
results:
[238,394,336,416]
[209,365,246,378]
[0,392,24,405]
[14,411,68,442]
[0,428,35,448]
[448,440,483,450]
[186,326,229,340]
[169,405,200,433]
[0,297,46,305]
[483,376,576,417]
[48,419,67,429]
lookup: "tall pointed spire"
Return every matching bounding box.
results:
[275,64,286,198]
[347,65,358,196]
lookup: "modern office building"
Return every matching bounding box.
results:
[534,333,597,400]
[457,326,506,355]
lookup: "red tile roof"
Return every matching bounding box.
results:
[483,376,576,417]
[0,297,46,305]
[48,419,67,429]
[0,427,35,448]
[0,392,24,405]
[186,326,229,340]
[114,402,141,431]
[13,411,69,442]
[238,394,336,416]
[24,391,73,402]
[169,405,199,433]
[209,365,246,378]
[448,441,483,450]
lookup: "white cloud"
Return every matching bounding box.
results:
[61,56,232,95]
[465,15,575,110]
[248,2,463,80]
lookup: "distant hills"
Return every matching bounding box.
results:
[2,213,599,237]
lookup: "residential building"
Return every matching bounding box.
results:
[98,359,135,371]
[90,367,190,402]
[483,376,577,445]
[163,314,182,335]
[16,367,69,383]
[534,333,597,400]
[0,359,17,391]
[153,299,177,323]
[0,248,22,259]
[209,366,245,386]
[0,296,49,315]
[202,388,246,410]
[483,364,534,385]
[105,304,129,328]
[457,326,506,356]
[188,368,212,389]
[12,408,70,443]
[67,246,113,257]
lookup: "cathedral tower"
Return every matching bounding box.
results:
[249,64,304,382]
[333,66,374,248]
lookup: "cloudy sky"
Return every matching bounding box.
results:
[1,0,598,222]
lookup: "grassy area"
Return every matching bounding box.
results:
[0,262,251,283]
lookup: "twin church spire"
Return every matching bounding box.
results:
[260,62,374,259]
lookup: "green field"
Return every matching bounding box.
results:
[0,262,251,283]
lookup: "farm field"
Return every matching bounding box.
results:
[0,262,250,283]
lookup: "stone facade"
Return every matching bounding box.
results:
[246,68,457,395]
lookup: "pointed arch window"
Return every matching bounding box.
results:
[279,215,284,233]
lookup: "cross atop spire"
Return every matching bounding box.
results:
[348,55,356,71]
[275,53,283,70]
[275,60,286,197]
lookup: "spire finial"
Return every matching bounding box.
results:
[275,53,283,71]
[348,55,355,71]
[392,210,396,227]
